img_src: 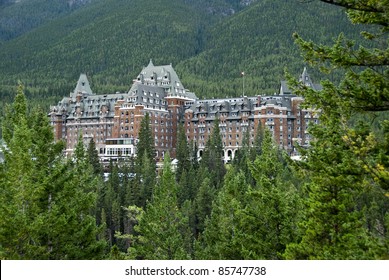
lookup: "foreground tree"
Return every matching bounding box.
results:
[284,121,379,259]
[291,0,389,189]
[201,130,300,259]
[41,137,106,259]
[199,167,249,259]
[130,154,191,259]
[284,0,389,259]
[0,87,106,259]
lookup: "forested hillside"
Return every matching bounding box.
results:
[0,0,94,42]
[0,0,364,114]
[176,0,364,98]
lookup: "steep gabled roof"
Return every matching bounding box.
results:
[71,73,93,98]
[131,60,197,100]
[280,67,322,94]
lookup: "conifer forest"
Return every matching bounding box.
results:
[0,0,388,260]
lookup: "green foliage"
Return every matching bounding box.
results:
[87,138,103,175]
[1,0,388,260]
[193,177,216,235]
[200,118,226,188]
[136,113,155,165]
[176,123,191,183]
[283,0,389,259]
[200,131,300,259]
[284,123,378,259]
[131,154,191,259]
[0,86,106,259]
[200,167,250,259]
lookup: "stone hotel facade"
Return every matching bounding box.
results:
[49,61,320,162]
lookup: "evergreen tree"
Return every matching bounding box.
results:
[200,118,225,188]
[40,136,106,259]
[136,112,155,165]
[0,114,35,258]
[131,153,191,259]
[290,0,389,190]
[190,140,200,170]
[133,112,156,208]
[283,0,389,259]
[0,88,106,259]
[284,119,380,259]
[176,122,190,182]
[200,167,249,259]
[201,130,300,259]
[242,130,300,259]
[2,82,27,144]
[87,138,102,175]
[193,177,216,236]
[138,152,156,208]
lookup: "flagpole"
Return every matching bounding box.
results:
[241,71,245,97]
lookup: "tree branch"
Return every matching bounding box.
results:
[319,0,387,14]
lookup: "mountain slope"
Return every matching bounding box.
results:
[177,0,365,97]
[0,0,244,94]
[0,0,367,109]
[0,0,94,42]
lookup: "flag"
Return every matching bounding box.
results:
[241,71,245,76]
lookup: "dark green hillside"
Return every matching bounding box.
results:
[177,0,365,98]
[0,0,367,112]
[0,0,94,42]
[0,0,221,110]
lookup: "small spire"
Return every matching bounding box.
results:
[148,59,154,67]
[299,67,313,86]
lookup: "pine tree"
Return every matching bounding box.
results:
[193,177,216,235]
[290,0,389,189]
[41,136,106,259]
[283,0,389,259]
[200,118,225,188]
[200,167,249,259]
[239,129,300,259]
[131,153,191,259]
[87,138,102,175]
[0,115,35,258]
[1,82,27,144]
[136,112,155,165]
[284,119,379,259]
[176,122,190,182]
[0,87,106,259]
[200,130,300,260]
[138,152,156,208]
